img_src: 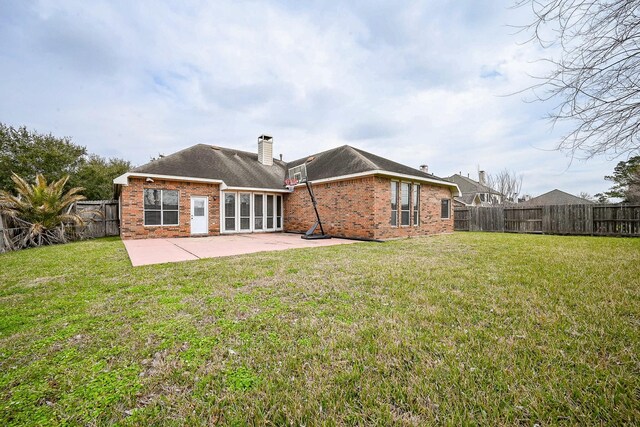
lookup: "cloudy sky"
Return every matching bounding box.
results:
[0,0,622,197]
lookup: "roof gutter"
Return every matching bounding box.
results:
[113,172,224,186]
[112,173,289,194]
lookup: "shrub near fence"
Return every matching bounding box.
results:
[454,204,640,237]
[0,200,119,253]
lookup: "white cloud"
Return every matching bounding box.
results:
[0,0,621,197]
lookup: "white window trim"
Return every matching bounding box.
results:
[390,180,399,228]
[143,189,180,227]
[221,191,284,234]
[400,182,411,227]
[413,184,420,227]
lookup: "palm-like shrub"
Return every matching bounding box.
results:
[0,173,87,248]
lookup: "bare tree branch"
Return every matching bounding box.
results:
[517,0,640,159]
[488,169,524,204]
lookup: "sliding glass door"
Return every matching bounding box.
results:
[222,191,283,233]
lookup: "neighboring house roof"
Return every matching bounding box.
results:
[520,189,595,206]
[445,174,500,206]
[115,143,459,195]
[454,193,481,206]
[128,144,288,189]
[445,174,496,195]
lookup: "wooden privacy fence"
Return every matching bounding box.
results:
[0,200,119,253]
[454,204,640,237]
[75,200,120,238]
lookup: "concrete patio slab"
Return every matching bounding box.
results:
[123,233,361,266]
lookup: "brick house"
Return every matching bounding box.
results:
[114,136,460,240]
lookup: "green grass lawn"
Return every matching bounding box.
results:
[1,233,638,426]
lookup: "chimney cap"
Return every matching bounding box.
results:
[259,134,273,141]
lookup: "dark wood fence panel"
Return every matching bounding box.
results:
[454,208,470,231]
[505,207,542,233]
[455,204,640,237]
[75,200,120,238]
[593,205,640,236]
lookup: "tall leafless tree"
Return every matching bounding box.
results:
[517,0,640,159]
[488,169,523,204]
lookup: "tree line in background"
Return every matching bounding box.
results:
[0,123,131,200]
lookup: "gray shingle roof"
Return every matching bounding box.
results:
[287,145,446,182]
[521,189,595,206]
[131,144,287,189]
[444,174,496,195]
[126,143,453,190]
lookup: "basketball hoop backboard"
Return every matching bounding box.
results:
[287,163,308,183]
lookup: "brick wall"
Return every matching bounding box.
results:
[372,177,454,239]
[120,178,220,239]
[284,177,377,239]
[284,176,454,240]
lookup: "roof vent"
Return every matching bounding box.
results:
[258,135,273,166]
[306,156,316,163]
[419,164,428,173]
[211,145,221,150]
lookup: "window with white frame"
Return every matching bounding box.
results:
[390,181,398,226]
[400,183,410,226]
[254,194,263,230]
[276,195,282,228]
[225,193,236,231]
[441,199,451,219]
[413,184,420,226]
[144,189,179,226]
[239,193,251,230]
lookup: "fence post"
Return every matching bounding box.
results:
[0,214,5,252]
[541,206,551,234]
[585,205,593,235]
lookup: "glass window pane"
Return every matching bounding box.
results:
[163,211,179,225]
[401,211,410,226]
[390,182,398,226]
[276,196,282,228]
[162,190,179,210]
[144,189,161,210]
[390,182,397,210]
[413,185,419,226]
[401,183,409,211]
[254,194,263,230]
[225,218,235,230]
[225,193,235,217]
[240,218,250,230]
[267,195,273,214]
[266,195,274,229]
[441,199,450,218]
[240,194,251,216]
[145,211,161,225]
[254,195,263,215]
[194,199,205,216]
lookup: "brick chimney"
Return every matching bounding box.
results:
[258,135,273,166]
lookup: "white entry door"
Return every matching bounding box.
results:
[190,196,208,235]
